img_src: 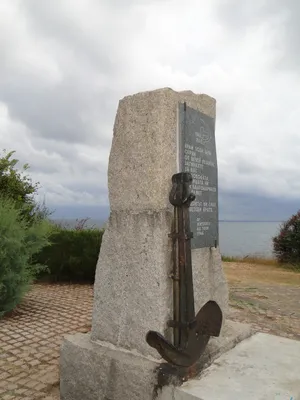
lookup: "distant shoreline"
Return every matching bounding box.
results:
[50,218,282,224]
[50,217,283,223]
[49,218,279,257]
[219,220,282,223]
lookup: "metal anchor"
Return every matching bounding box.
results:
[146,172,222,367]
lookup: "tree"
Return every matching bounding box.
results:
[273,211,300,267]
[0,149,51,223]
[0,197,52,317]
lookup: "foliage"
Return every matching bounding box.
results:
[34,219,103,283]
[221,255,238,262]
[73,217,96,231]
[0,149,51,223]
[273,211,300,269]
[0,198,52,317]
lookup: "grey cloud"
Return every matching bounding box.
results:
[0,1,122,147]
[51,204,109,220]
[215,1,265,33]
[54,190,298,223]
[63,182,108,198]
[29,162,64,176]
[219,190,299,221]
[1,75,115,146]
[215,0,293,31]
[235,159,261,175]
[274,2,300,71]
[216,0,300,72]
[1,0,300,220]
[22,1,118,75]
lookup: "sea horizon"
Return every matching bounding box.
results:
[50,218,281,258]
[51,217,283,223]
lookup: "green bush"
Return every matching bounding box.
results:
[273,211,300,269]
[0,198,52,317]
[0,149,51,224]
[34,224,104,283]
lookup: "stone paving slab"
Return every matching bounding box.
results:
[0,284,93,399]
[177,333,300,399]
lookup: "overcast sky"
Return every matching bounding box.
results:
[1,0,300,221]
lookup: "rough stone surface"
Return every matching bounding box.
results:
[193,319,253,372]
[108,88,215,212]
[156,320,253,385]
[91,210,173,360]
[91,88,229,358]
[176,333,300,400]
[61,87,230,400]
[60,321,252,400]
[60,333,159,400]
[192,247,228,331]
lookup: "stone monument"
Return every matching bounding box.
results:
[60,88,252,400]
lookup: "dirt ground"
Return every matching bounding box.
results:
[224,262,300,341]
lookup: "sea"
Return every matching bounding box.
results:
[218,221,281,258]
[52,218,282,258]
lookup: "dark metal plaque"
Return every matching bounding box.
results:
[178,102,218,249]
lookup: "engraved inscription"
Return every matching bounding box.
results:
[178,103,218,249]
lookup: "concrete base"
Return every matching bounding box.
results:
[177,333,300,400]
[60,332,160,400]
[60,320,252,400]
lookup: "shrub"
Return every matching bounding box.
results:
[0,149,51,224]
[273,211,300,268]
[0,198,52,317]
[34,222,104,283]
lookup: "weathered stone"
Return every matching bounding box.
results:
[175,333,300,400]
[156,320,253,385]
[60,321,253,400]
[91,88,228,358]
[60,87,236,400]
[91,210,173,359]
[60,333,159,400]
[108,88,215,212]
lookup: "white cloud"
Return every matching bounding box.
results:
[1,0,300,217]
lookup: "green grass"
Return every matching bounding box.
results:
[222,255,239,262]
[229,295,258,310]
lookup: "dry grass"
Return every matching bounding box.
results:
[224,262,300,286]
[222,255,278,266]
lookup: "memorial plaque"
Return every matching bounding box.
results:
[178,102,218,249]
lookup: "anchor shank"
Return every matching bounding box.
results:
[178,204,188,348]
[145,172,223,367]
[182,201,196,326]
[177,192,196,349]
[172,206,180,348]
[170,173,196,349]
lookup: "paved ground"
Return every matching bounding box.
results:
[178,333,300,400]
[0,284,93,399]
[0,264,299,399]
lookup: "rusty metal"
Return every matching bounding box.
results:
[146,172,222,367]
